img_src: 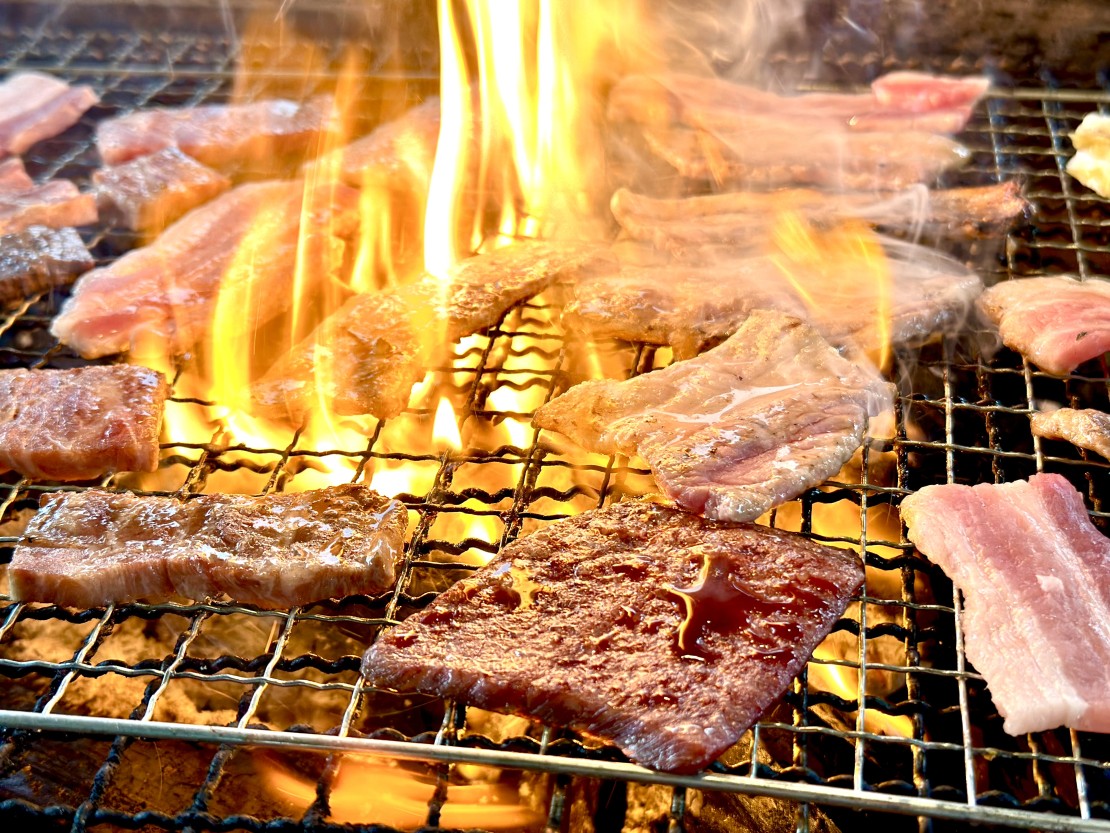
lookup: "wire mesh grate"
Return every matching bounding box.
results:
[0,11,1109,833]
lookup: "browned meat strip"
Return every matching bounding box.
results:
[9,484,407,609]
[253,241,614,421]
[0,72,99,157]
[92,147,231,233]
[611,182,1028,253]
[363,501,863,773]
[96,96,338,168]
[1031,408,1110,460]
[0,226,95,306]
[0,365,167,481]
[535,310,892,522]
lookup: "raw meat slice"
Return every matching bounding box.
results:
[1031,408,1110,460]
[0,158,33,189]
[96,95,338,168]
[0,71,99,157]
[977,276,1110,375]
[901,473,1110,735]
[0,365,167,481]
[252,241,613,421]
[362,500,863,773]
[92,147,231,233]
[534,310,893,522]
[0,178,97,235]
[9,484,407,609]
[51,179,359,358]
[0,226,94,306]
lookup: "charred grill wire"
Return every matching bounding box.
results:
[1,4,1110,833]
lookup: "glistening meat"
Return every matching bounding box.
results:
[1031,408,1110,461]
[0,71,99,157]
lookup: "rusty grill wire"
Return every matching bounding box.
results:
[0,8,1109,833]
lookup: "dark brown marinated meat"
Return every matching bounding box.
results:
[253,241,614,421]
[0,71,99,157]
[611,182,1028,254]
[535,310,893,523]
[10,484,407,610]
[0,226,95,306]
[363,501,863,773]
[93,147,231,233]
[566,243,981,359]
[641,125,970,190]
[1031,408,1110,460]
[96,95,339,168]
[0,365,167,481]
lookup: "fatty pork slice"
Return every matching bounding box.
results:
[535,310,893,522]
[51,179,359,359]
[0,226,94,306]
[901,473,1110,736]
[10,485,407,610]
[0,71,99,157]
[977,276,1110,375]
[363,501,863,773]
[96,95,339,168]
[92,147,231,233]
[0,365,167,481]
[0,164,97,235]
[1031,408,1110,461]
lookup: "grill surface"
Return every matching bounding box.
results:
[1,3,1110,832]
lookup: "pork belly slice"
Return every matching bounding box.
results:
[96,95,339,168]
[51,179,359,359]
[611,182,1027,253]
[609,71,989,136]
[1031,408,1110,461]
[92,147,231,233]
[0,365,167,481]
[0,71,99,157]
[977,276,1110,376]
[253,241,614,421]
[0,158,32,189]
[363,501,862,773]
[9,484,407,610]
[901,473,1110,735]
[566,242,981,359]
[0,179,97,236]
[640,125,969,191]
[0,226,95,307]
[535,310,893,522]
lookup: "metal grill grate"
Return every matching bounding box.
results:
[1,9,1110,833]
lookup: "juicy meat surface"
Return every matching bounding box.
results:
[609,71,989,136]
[1031,408,1110,460]
[611,182,1028,254]
[253,241,614,421]
[566,241,981,359]
[362,500,863,773]
[0,158,32,189]
[0,71,99,157]
[0,365,167,481]
[0,226,95,306]
[0,176,97,235]
[901,473,1110,735]
[93,146,231,233]
[977,276,1110,375]
[96,95,338,168]
[51,179,360,358]
[534,310,893,522]
[9,484,407,610]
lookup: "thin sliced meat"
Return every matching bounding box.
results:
[0,365,167,481]
[9,484,407,609]
[51,179,359,359]
[0,178,97,235]
[252,241,614,421]
[92,147,231,233]
[901,473,1110,735]
[609,71,989,135]
[363,501,863,773]
[0,226,94,306]
[96,95,338,168]
[977,276,1110,375]
[611,182,1028,253]
[0,71,99,157]
[1031,408,1110,460]
[534,310,893,522]
[0,158,33,189]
